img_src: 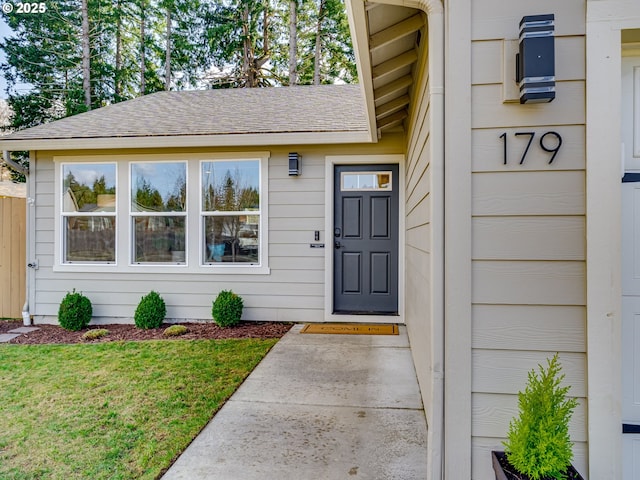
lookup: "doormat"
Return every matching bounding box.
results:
[300,323,398,335]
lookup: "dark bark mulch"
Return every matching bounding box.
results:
[0,320,293,345]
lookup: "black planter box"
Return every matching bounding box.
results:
[491,451,584,480]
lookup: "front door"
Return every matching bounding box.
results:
[621,54,640,479]
[333,164,399,314]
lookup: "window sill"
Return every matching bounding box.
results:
[53,264,271,275]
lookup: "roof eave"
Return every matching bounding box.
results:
[346,0,379,141]
[0,130,373,151]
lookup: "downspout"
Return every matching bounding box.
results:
[2,150,32,326]
[402,2,446,478]
[426,9,445,480]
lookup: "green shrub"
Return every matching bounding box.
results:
[134,291,166,329]
[212,290,243,327]
[503,353,579,480]
[163,325,188,337]
[82,328,109,341]
[58,289,92,331]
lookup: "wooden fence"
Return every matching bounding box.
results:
[0,197,26,318]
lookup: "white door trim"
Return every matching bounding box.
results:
[324,154,405,324]
[585,4,640,477]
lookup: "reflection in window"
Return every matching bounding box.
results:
[131,162,187,264]
[341,172,392,191]
[201,160,260,264]
[62,163,116,263]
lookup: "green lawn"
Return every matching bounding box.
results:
[0,339,278,480]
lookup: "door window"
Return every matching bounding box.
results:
[341,172,392,191]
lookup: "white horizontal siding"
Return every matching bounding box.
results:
[473,305,586,352]
[468,5,587,478]
[472,392,587,441]
[471,0,585,40]
[472,126,585,173]
[472,171,585,216]
[472,350,586,396]
[32,143,407,324]
[472,261,586,306]
[472,216,585,261]
[472,37,585,85]
[472,82,585,129]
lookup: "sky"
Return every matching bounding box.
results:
[0,13,33,99]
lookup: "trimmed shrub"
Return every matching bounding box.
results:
[82,328,109,341]
[134,291,166,329]
[212,290,243,327]
[58,289,92,331]
[163,325,188,337]
[503,353,579,480]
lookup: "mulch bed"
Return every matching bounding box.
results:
[0,321,293,345]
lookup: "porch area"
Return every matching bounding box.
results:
[161,323,428,479]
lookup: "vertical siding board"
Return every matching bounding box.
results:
[0,197,26,318]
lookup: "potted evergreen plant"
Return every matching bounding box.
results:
[492,353,584,480]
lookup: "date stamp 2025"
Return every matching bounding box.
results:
[2,2,47,14]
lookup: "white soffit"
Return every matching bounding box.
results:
[365,1,426,137]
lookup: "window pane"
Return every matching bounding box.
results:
[202,160,259,212]
[133,216,186,263]
[341,172,392,191]
[203,216,259,263]
[65,216,115,262]
[63,164,116,212]
[131,162,186,212]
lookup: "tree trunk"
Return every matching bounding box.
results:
[241,5,252,86]
[140,1,146,95]
[313,0,325,85]
[165,7,172,90]
[81,0,91,108]
[288,0,297,85]
[115,0,122,99]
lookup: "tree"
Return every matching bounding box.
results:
[288,0,297,85]
[81,0,91,108]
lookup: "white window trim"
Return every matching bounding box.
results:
[56,160,118,266]
[53,152,270,275]
[129,160,188,267]
[199,158,263,268]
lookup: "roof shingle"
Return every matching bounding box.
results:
[3,85,368,142]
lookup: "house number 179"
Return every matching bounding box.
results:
[499,131,563,165]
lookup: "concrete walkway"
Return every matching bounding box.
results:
[161,324,428,480]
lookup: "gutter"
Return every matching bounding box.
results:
[3,150,32,326]
[2,150,28,176]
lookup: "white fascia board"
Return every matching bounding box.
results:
[346,0,378,142]
[0,130,374,151]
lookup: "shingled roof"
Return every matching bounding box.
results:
[0,84,372,150]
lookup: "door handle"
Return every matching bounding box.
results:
[334,241,342,249]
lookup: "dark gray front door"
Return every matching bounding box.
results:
[333,164,399,314]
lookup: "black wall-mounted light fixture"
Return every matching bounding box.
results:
[516,14,555,104]
[289,152,301,176]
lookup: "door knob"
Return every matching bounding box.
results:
[334,241,342,249]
